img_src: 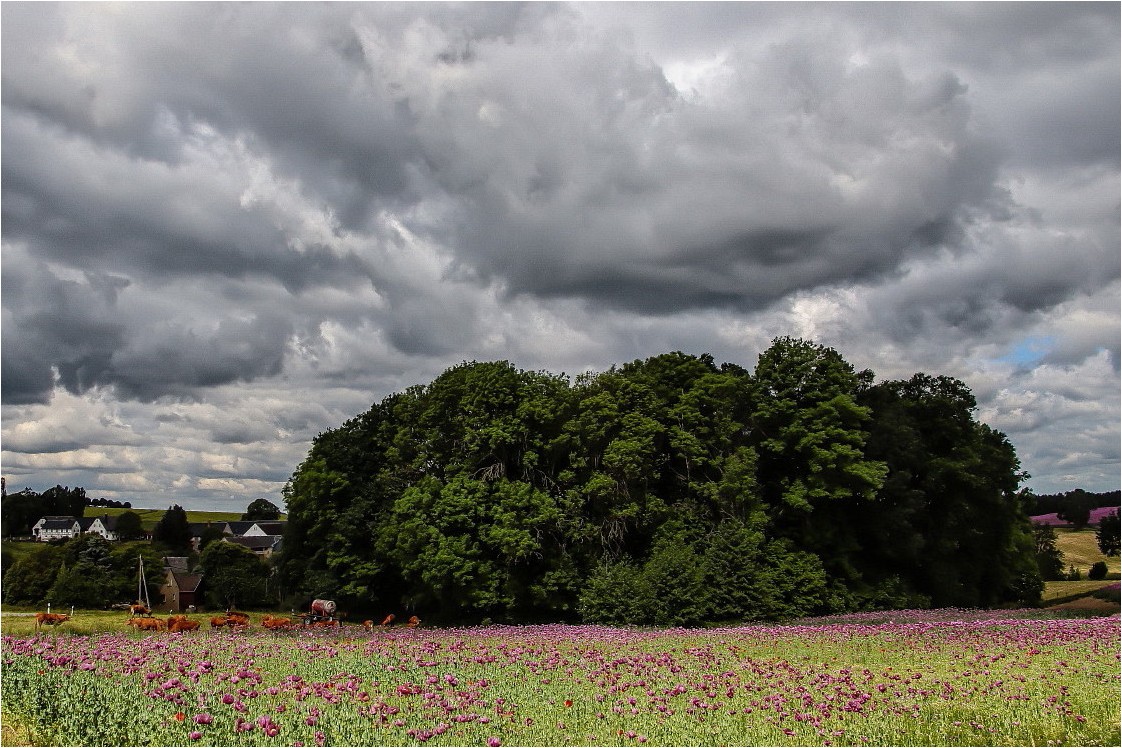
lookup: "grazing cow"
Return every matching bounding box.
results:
[131,617,165,632]
[406,615,421,628]
[225,611,251,626]
[262,616,293,630]
[168,618,200,633]
[34,612,71,630]
[129,603,150,618]
[362,620,374,630]
[380,614,395,627]
[210,616,230,628]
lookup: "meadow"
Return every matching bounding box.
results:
[2,610,1118,747]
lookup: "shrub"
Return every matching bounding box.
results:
[1088,561,1108,580]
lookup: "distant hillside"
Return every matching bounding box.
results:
[1054,527,1120,576]
[1031,489,1120,517]
[82,506,286,531]
[1030,505,1119,527]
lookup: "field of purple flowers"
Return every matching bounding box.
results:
[2,613,1118,746]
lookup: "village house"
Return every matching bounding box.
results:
[32,514,122,542]
[31,516,81,541]
[79,515,120,541]
[160,557,203,612]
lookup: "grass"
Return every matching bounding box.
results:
[0,608,304,638]
[1054,527,1119,575]
[81,506,284,531]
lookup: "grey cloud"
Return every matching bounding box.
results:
[1,3,1117,505]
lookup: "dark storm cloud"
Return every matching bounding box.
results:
[1,3,1118,504]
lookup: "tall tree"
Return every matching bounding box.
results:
[152,505,192,554]
[1033,523,1066,581]
[114,510,145,541]
[750,337,886,595]
[1056,489,1098,529]
[199,541,270,610]
[857,374,1041,607]
[1097,511,1120,557]
[242,498,282,521]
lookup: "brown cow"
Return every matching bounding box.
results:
[168,618,200,633]
[131,617,165,632]
[380,614,395,627]
[406,615,421,628]
[262,616,293,630]
[34,612,71,630]
[311,619,340,628]
[225,611,250,626]
[129,603,150,618]
[210,616,230,628]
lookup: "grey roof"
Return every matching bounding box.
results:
[40,517,80,530]
[163,556,190,573]
[80,515,118,531]
[251,521,287,535]
[224,521,256,536]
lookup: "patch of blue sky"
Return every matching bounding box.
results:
[997,335,1056,369]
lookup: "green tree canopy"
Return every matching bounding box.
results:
[1097,511,1120,557]
[114,510,145,541]
[152,505,192,554]
[1,544,66,605]
[199,541,270,610]
[279,341,1041,624]
[242,498,282,521]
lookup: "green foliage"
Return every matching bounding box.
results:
[199,541,270,610]
[280,340,1042,624]
[1088,561,1108,580]
[46,561,124,609]
[1096,511,1120,556]
[197,524,226,551]
[1,485,87,537]
[113,510,144,540]
[856,374,1040,607]
[1,544,66,605]
[1033,523,1066,581]
[242,498,282,521]
[1055,489,1098,529]
[152,505,192,554]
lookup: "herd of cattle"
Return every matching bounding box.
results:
[31,606,421,633]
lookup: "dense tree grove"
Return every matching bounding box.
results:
[275,339,1041,624]
[1,485,87,538]
[2,539,164,608]
[1030,489,1120,519]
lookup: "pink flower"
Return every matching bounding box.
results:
[188,731,202,741]
[487,738,501,747]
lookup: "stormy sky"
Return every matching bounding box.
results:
[2,2,1118,512]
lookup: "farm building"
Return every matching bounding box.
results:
[79,514,120,541]
[160,557,203,612]
[31,516,81,541]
